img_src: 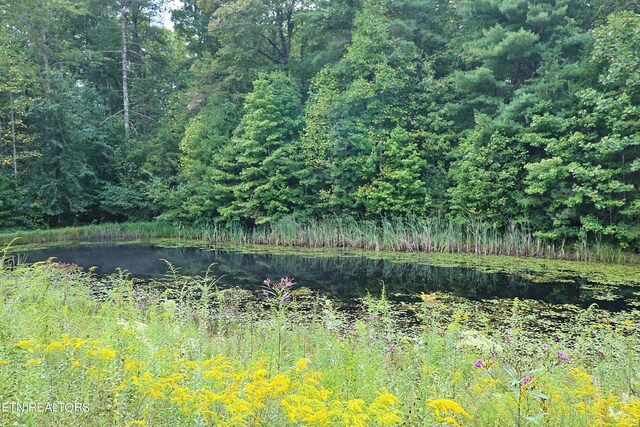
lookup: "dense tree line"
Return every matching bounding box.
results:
[0,0,638,249]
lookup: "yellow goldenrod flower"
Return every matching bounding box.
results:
[251,368,268,380]
[87,365,107,380]
[295,358,309,374]
[25,358,43,367]
[368,388,402,426]
[269,374,292,395]
[149,387,165,399]
[422,364,436,376]
[618,397,640,426]
[420,292,439,308]
[343,399,369,427]
[98,348,116,360]
[427,399,470,426]
[44,341,64,353]
[73,339,87,350]
[124,359,145,372]
[571,367,597,399]
[113,380,128,393]
[14,340,35,349]
[154,349,168,357]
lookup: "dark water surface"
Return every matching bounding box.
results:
[12,243,639,311]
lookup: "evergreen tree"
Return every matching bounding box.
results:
[171,92,239,221]
[218,72,309,224]
[302,0,443,217]
[522,12,640,247]
[448,115,528,225]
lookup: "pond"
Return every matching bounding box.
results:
[11,242,640,313]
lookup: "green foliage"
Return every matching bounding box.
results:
[0,27,39,228]
[521,12,640,247]
[218,72,310,224]
[301,0,444,216]
[449,115,528,225]
[593,11,640,101]
[171,91,239,221]
[0,0,637,252]
[356,127,432,217]
[28,72,110,224]
[0,175,35,229]
[171,0,219,56]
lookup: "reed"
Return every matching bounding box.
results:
[1,217,637,263]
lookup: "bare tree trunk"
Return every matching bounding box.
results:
[41,27,51,93]
[130,3,143,79]
[9,93,17,185]
[120,3,130,141]
[11,104,17,182]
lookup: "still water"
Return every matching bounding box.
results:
[12,243,638,311]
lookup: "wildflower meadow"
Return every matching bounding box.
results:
[0,255,638,426]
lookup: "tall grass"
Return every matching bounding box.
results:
[1,217,637,263]
[0,260,638,426]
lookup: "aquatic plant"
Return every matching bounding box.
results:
[2,216,638,263]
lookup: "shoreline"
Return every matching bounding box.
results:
[5,234,640,288]
[2,220,639,265]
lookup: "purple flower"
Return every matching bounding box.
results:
[347,323,355,330]
[542,343,548,350]
[437,329,444,335]
[262,290,270,296]
[263,278,272,286]
[279,277,295,288]
[474,359,484,368]
[521,376,533,384]
[281,292,291,301]
[557,351,569,361]
[389,346,397,351]
[366,315,379,322]
[505,337,513,345]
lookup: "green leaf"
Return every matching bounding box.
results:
[525,412,549,424]
[504,365,519,381]
[529,391,550,400]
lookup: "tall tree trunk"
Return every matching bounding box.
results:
[11,102,17,183]
[130,4,143,79]
[130,4,147,117]
[120,3,130,141]
[41,27,51,93]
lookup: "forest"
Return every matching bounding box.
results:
[1,0,639,251]
[2,2,640,425]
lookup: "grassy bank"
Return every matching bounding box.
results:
[1,217,638,263]
[0,257,639,426]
